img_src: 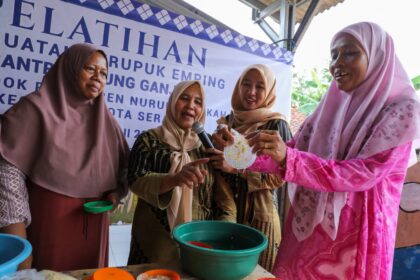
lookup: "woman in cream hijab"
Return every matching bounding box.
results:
[127,80,234,266]
[210,64,292,271]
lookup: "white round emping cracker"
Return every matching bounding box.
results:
[223,128,256,170]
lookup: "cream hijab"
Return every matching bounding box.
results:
[218,64,285,133]
[152,80,206,230]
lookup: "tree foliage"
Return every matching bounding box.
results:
[291,68,332,116]
[412,75,420,90]
[292,69,420,116]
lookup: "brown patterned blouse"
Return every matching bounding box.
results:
[127,130,235,266]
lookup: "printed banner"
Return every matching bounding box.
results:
[0,0,293,147]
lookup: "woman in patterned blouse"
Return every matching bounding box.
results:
[243,22,420,279]
[209,64,292,271]
[127,80,235,267]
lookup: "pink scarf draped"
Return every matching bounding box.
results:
[290,22,420,241]
[0,43,129,198]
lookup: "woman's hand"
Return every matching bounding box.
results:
[105,191,120,211]
[246,130,287,164]
[211,125,234,150]
[18,254,33,270]
[206,148,237,174]
[0,223,32,270]
[161,158,210,193]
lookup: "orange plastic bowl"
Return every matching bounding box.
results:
[137,269,180,280]
[93,267,134,280]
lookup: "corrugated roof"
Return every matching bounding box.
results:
[140,0,345,51]
[296,0,345,22]
[290,105,307,134]
[256,0,345,23]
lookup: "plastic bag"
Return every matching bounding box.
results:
[0,269,45,280]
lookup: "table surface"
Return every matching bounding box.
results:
[67,263,275,280]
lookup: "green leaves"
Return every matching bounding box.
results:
[291,68,332,116]
[412,75,420,90]
[292,70,420,117]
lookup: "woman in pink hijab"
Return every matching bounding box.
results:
[218,22,420,279]
[0,43,129,271]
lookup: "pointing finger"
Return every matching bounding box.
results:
[190,158,210,166]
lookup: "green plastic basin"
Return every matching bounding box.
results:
[172,221,268,280]
[83,200,113,214]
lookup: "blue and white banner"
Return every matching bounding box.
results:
[0,0,293,147]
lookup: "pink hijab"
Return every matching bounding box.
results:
[290,22,420,241]
[0,43,129,198]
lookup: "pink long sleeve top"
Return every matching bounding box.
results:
[250,142,411,280]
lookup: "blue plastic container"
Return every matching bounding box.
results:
[0,233,32,277]
[392,245,420,280]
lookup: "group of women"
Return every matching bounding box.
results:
[0,21,419,280]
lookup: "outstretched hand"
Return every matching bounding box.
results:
[105,191,120,211]
[161,158,210,193]
[206,147,237,174]
[246,130,287,164]
[211,125,234,150]
[18,254,32,270]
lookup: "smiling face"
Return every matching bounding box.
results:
[329,33,368,93]
[78,51,108,100]
[238,69,266,110]
[174,83,203,130]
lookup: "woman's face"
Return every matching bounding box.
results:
[78,52,108,100]
[174,83,203,130]
[238,69,266,110]
[329,33,368,93]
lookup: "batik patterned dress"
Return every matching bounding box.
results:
[220,117,292,271]
[0,158,30,228]
[127,130,234,266]
[271,143,411,279]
